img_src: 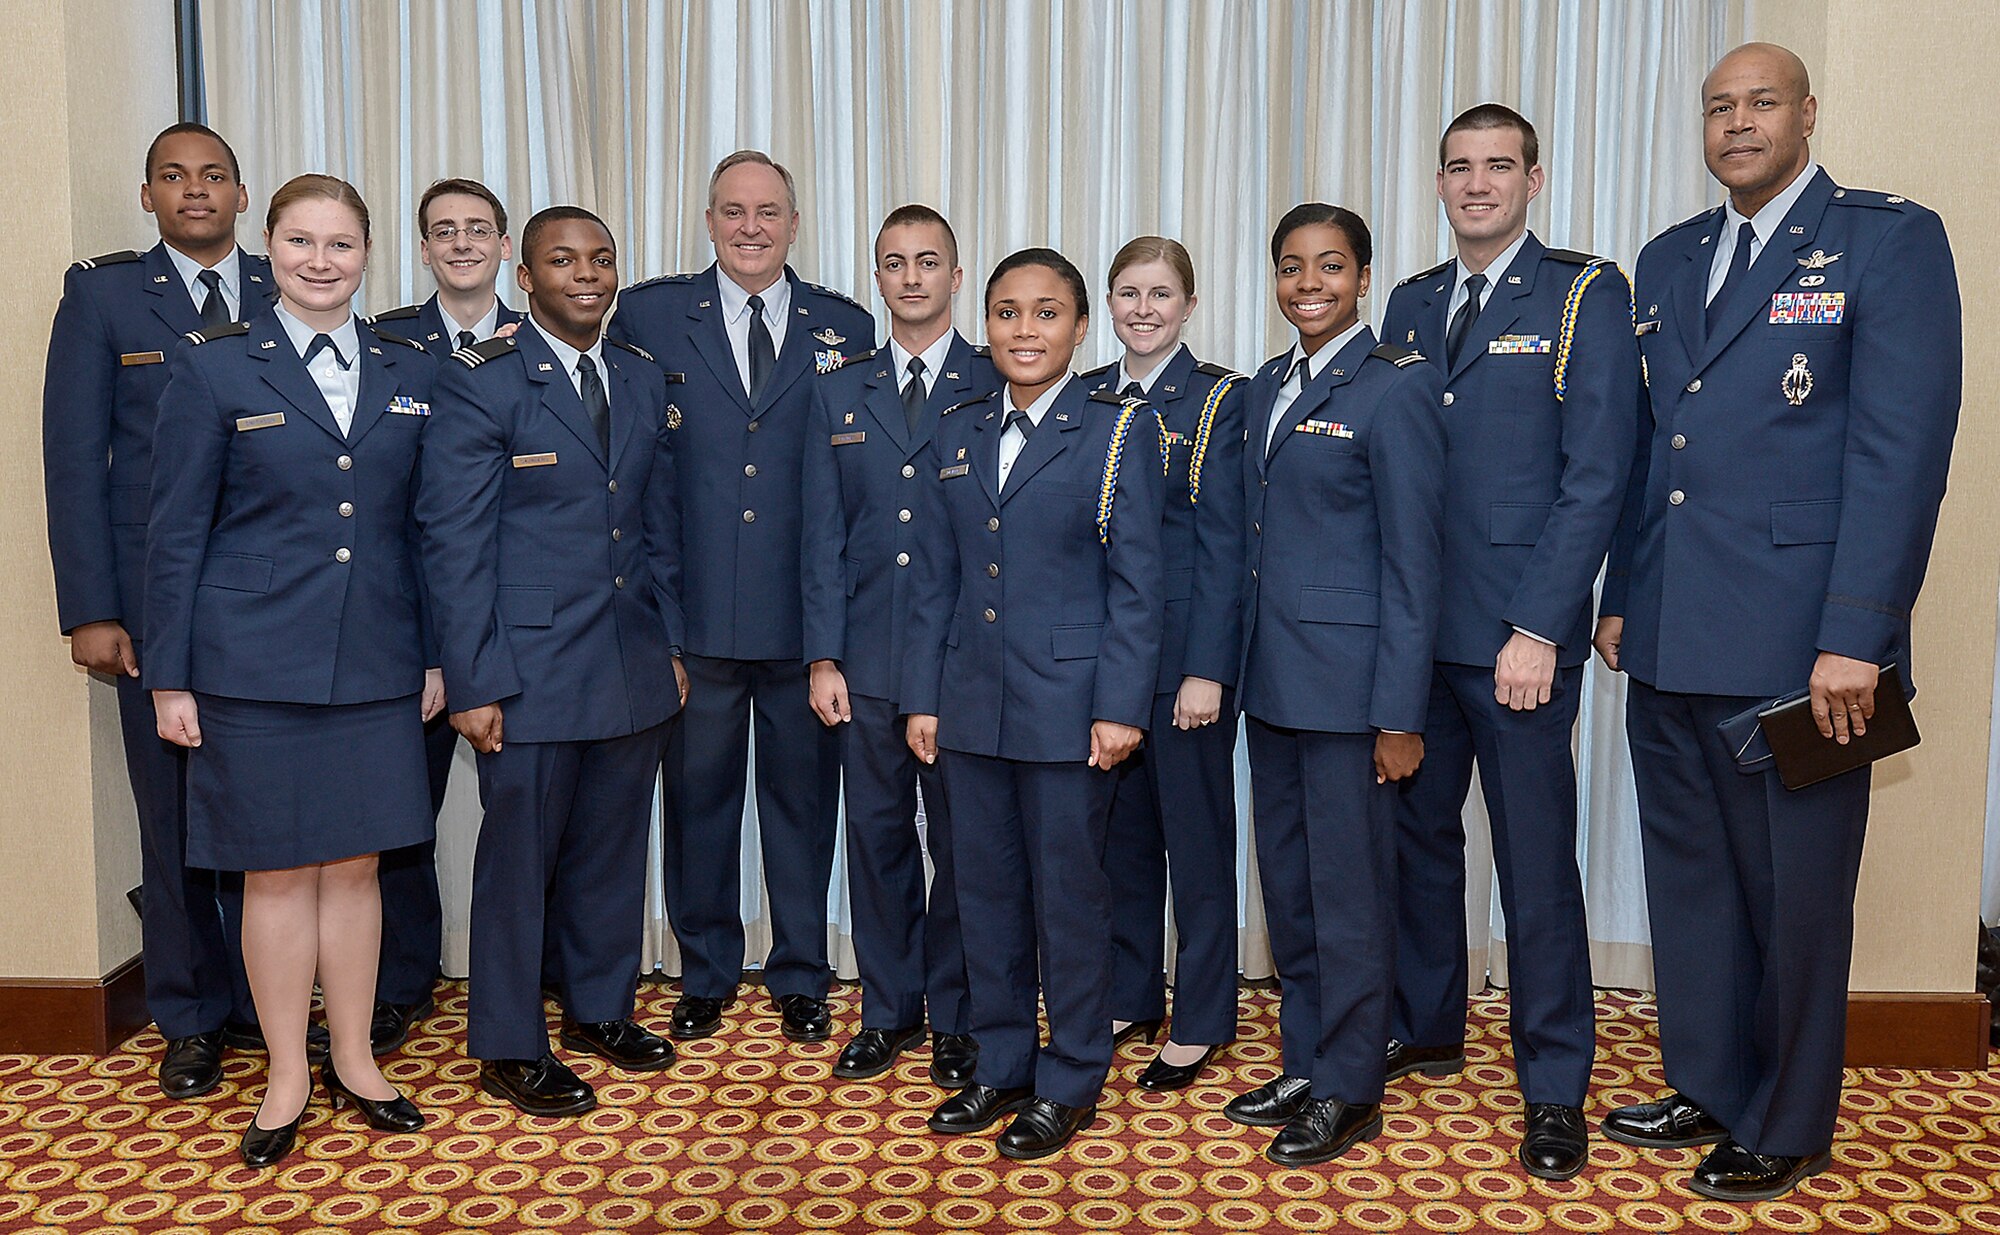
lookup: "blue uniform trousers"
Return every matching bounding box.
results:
[666,654,839,1001]
[945,751,1116,1109]
[1246,718,1395,1104]
[1392,662,1594,1106]
[467,722,667,1061]
[116,648,252,1038]
[374,715,456,1007]
[1624,680,1870,1156]
[1106,693,1240,1045]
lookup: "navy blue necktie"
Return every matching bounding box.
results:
[578,354,610,455]
[1446,272,1486,368]
[1004,408,1035,440]
[902,357,927,433]
[197,269,230,328]
[1707,220,1757,332]
[457,330,477,351]
[746,293,775,401]
[304,333,347,369]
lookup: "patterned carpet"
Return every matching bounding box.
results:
[1,984,1996,1234]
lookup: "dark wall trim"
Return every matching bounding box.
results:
[175,0,205,123]
[0,957,149,1054]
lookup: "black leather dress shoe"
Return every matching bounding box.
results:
[370,994,434,1055]
[480,1053,596,1117]
[1600,1091,1728,1148]
[1386,1038,1465,1080]
[998,1097,1097,1160]
[558,1018,676,1072]
[1136,1043,1223,1092]
[240,1088,310,1168]
[324,1061,425,1132]
[1521,1103,1589,1179]
[1224,1075,1313,1127]
[1111,1018,1163,1050]
[223,1021,331,1065]
[833,1025,923,1079]
[931,1033,979,1089]
[1267,1097,1383,1166]
[775,994,833,1043]
[670,995,725,1039]
[1690,1139,1831,1201]
[927,1083,1033,1134]
[159,1031,225,1099]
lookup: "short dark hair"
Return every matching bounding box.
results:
[876,204,958,266]
[145,122,240,183]
[984,248,1090,318]
[520,205,614,263]
[1439,103,1540,170]
[418,177,509,236]
[1269,203,1372,270]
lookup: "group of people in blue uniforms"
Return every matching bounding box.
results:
[41,41,1961,1202]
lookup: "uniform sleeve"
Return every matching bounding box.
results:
[1503,265,1641,644]
[799,379,848,667]
[415,361,524,712]
[646,375,687,654]
[402,360,444,670]
[901,434,958,717]
[42,271,124,633]
[1093,412,1167,729]
[1817,208,1962,666]
[1181,377,1247,685]
[1368,365,1449,733]
[142,345,229,690]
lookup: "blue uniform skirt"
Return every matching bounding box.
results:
[186,693,433,871]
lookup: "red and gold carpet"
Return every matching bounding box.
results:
[1,986,1995,1233]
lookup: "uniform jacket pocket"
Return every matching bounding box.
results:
[1050,622,1103,660]
[496,584,556,627]
[1770,498,1842,545]
[1489,502,1552,546]
[197,553,273,593]
[1298,587,1380,626]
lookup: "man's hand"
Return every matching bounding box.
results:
[1494,631,1557,711]
[907,714,939,765]
[421,668,447,721]
[452,703,505,753]
[1592,616,1624,672]
[71,620,139,677]
[1374,731,1424,784]
[673,657,689,707]
[1809,652,1879,744]
[154,690,202,747]
[809,659,852,727]
[1089,721,1143,770]
[1172,676,1224,730]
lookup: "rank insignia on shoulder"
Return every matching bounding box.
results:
[1370,342,1424,367]
[1088,389,1134,405]
[607,337,655,362]
[812,327,846,347]
[369,304,423,323]
[971,345,990,357]
[186,321,252,346]
[665,404,682,430]
[1397,258,1452,288]
[73,249,142,271]
[452,335,517,367]
[806,282,866,310]
[375,330,428,352]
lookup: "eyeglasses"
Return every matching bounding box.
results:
[426,223,499,242]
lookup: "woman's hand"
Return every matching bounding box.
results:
[1172,677,1223,730]
[1373,731,1424,784]
[907,714,939,764]
[154,690,203,748]
[421,668,447,721]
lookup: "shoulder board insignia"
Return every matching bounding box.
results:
[1194,360,1247,382]
[804,281,867,311]
[971,344,991,357]
[1663,206,1720,237]
[1263,350,1291,372]
[940,391,997,417]
[368,304,424,323]
[838,347,876,366]
[1371,342,1425,367]
[373,329,428,352]
[1078,362,1117,381]
[1089,389,1135,405]
[451,335,519,368]
[1396,257,1453,288]
[626,272,698,293]
[1543,247,1607,267]
[73,249,144,271]
[183,321,251,346]
[1831,186,1918,210]
[606,337,655,362]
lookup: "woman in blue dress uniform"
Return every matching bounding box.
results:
[146,175,439,1167]
[1087,237,1246,1090]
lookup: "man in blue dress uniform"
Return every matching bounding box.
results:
[1380,104,1639,1179]
[41,123,277,1097]
[802,205,992,1085]
[609,151,875,1044]
[1596,43,1962,1201]
[419,208,687,1117]
[363,176,526,1055]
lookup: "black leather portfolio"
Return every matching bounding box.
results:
[1722,663,1920,791]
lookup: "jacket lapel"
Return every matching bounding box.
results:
[970,400,1003,510]
[859,359,909,450]
[248,313,348,442]
[605,346,643,471]
[913,333,981,457]
[241,251,275,312]
[1267,328,1373,465]
[1147,345,1199,427]
[756,270,817,413]
[1412,267,1449,362]
[1692,169,1838,376]
[1000,379,1086,504]
[519,326,609,468]
[343,327,399,445]
[1667,214,1717,367]
[1447,234,1542,382]
[142,243,202,338]
[688,267,751,414]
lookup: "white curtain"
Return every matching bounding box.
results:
[203,0,1756,989]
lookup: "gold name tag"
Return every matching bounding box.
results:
[831,432,866,446]
[1636,320,1662,336]
[121,351,165,366]
[235,412,285,432]
[939,463,971,479]
[512,453,558,468]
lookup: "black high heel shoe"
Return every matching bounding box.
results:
[1136,1042,1224,1091]
[324,1061,425,1132]
[241,1086,311,1168]
[1111,1018,1163,1050]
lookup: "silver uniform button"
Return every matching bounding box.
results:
[896,552,910,567]
[1671,434,1687,450]
[986,563,999,578]
[1686,379,1701,394]
[747,420,760,432]
[336,454,353,470]
[338,502,354,517]
[611,528,622,541]
[982,608,997,622]
[608,480,619,493]
[901,464,916,478]
[898,508,912,523]
[987,517,1000,532]
[743,510,756,523]
[334,547,351,563]
[1442,391,1456,407]
[744,464,757,477]
[614,575,626,588]
[1669,489,1686,506]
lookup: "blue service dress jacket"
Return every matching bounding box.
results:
[416,323,685,744]
[143,311,436,704]
[368,293,525,360]
[1601,169,1962,696]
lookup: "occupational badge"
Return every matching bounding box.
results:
[665,404,682,430]
[813,327,847,347]
[1782,353,1814,407]
[1796,249,1844,271]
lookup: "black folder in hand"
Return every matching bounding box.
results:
[1728,663,1920,791]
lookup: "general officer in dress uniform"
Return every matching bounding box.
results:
[363,177,526,1056]
[1595,44,1961,1202]
[802,205,991,1086]
[1085,237,1246,1092]
[907,248,1165,1160]
[1230,204,1447,1166]
[147,175,439,1167]
[1380,104,1639,1180]
[42,122,277,1100]
[419,207,687,1118]
[609,150,875,1044]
